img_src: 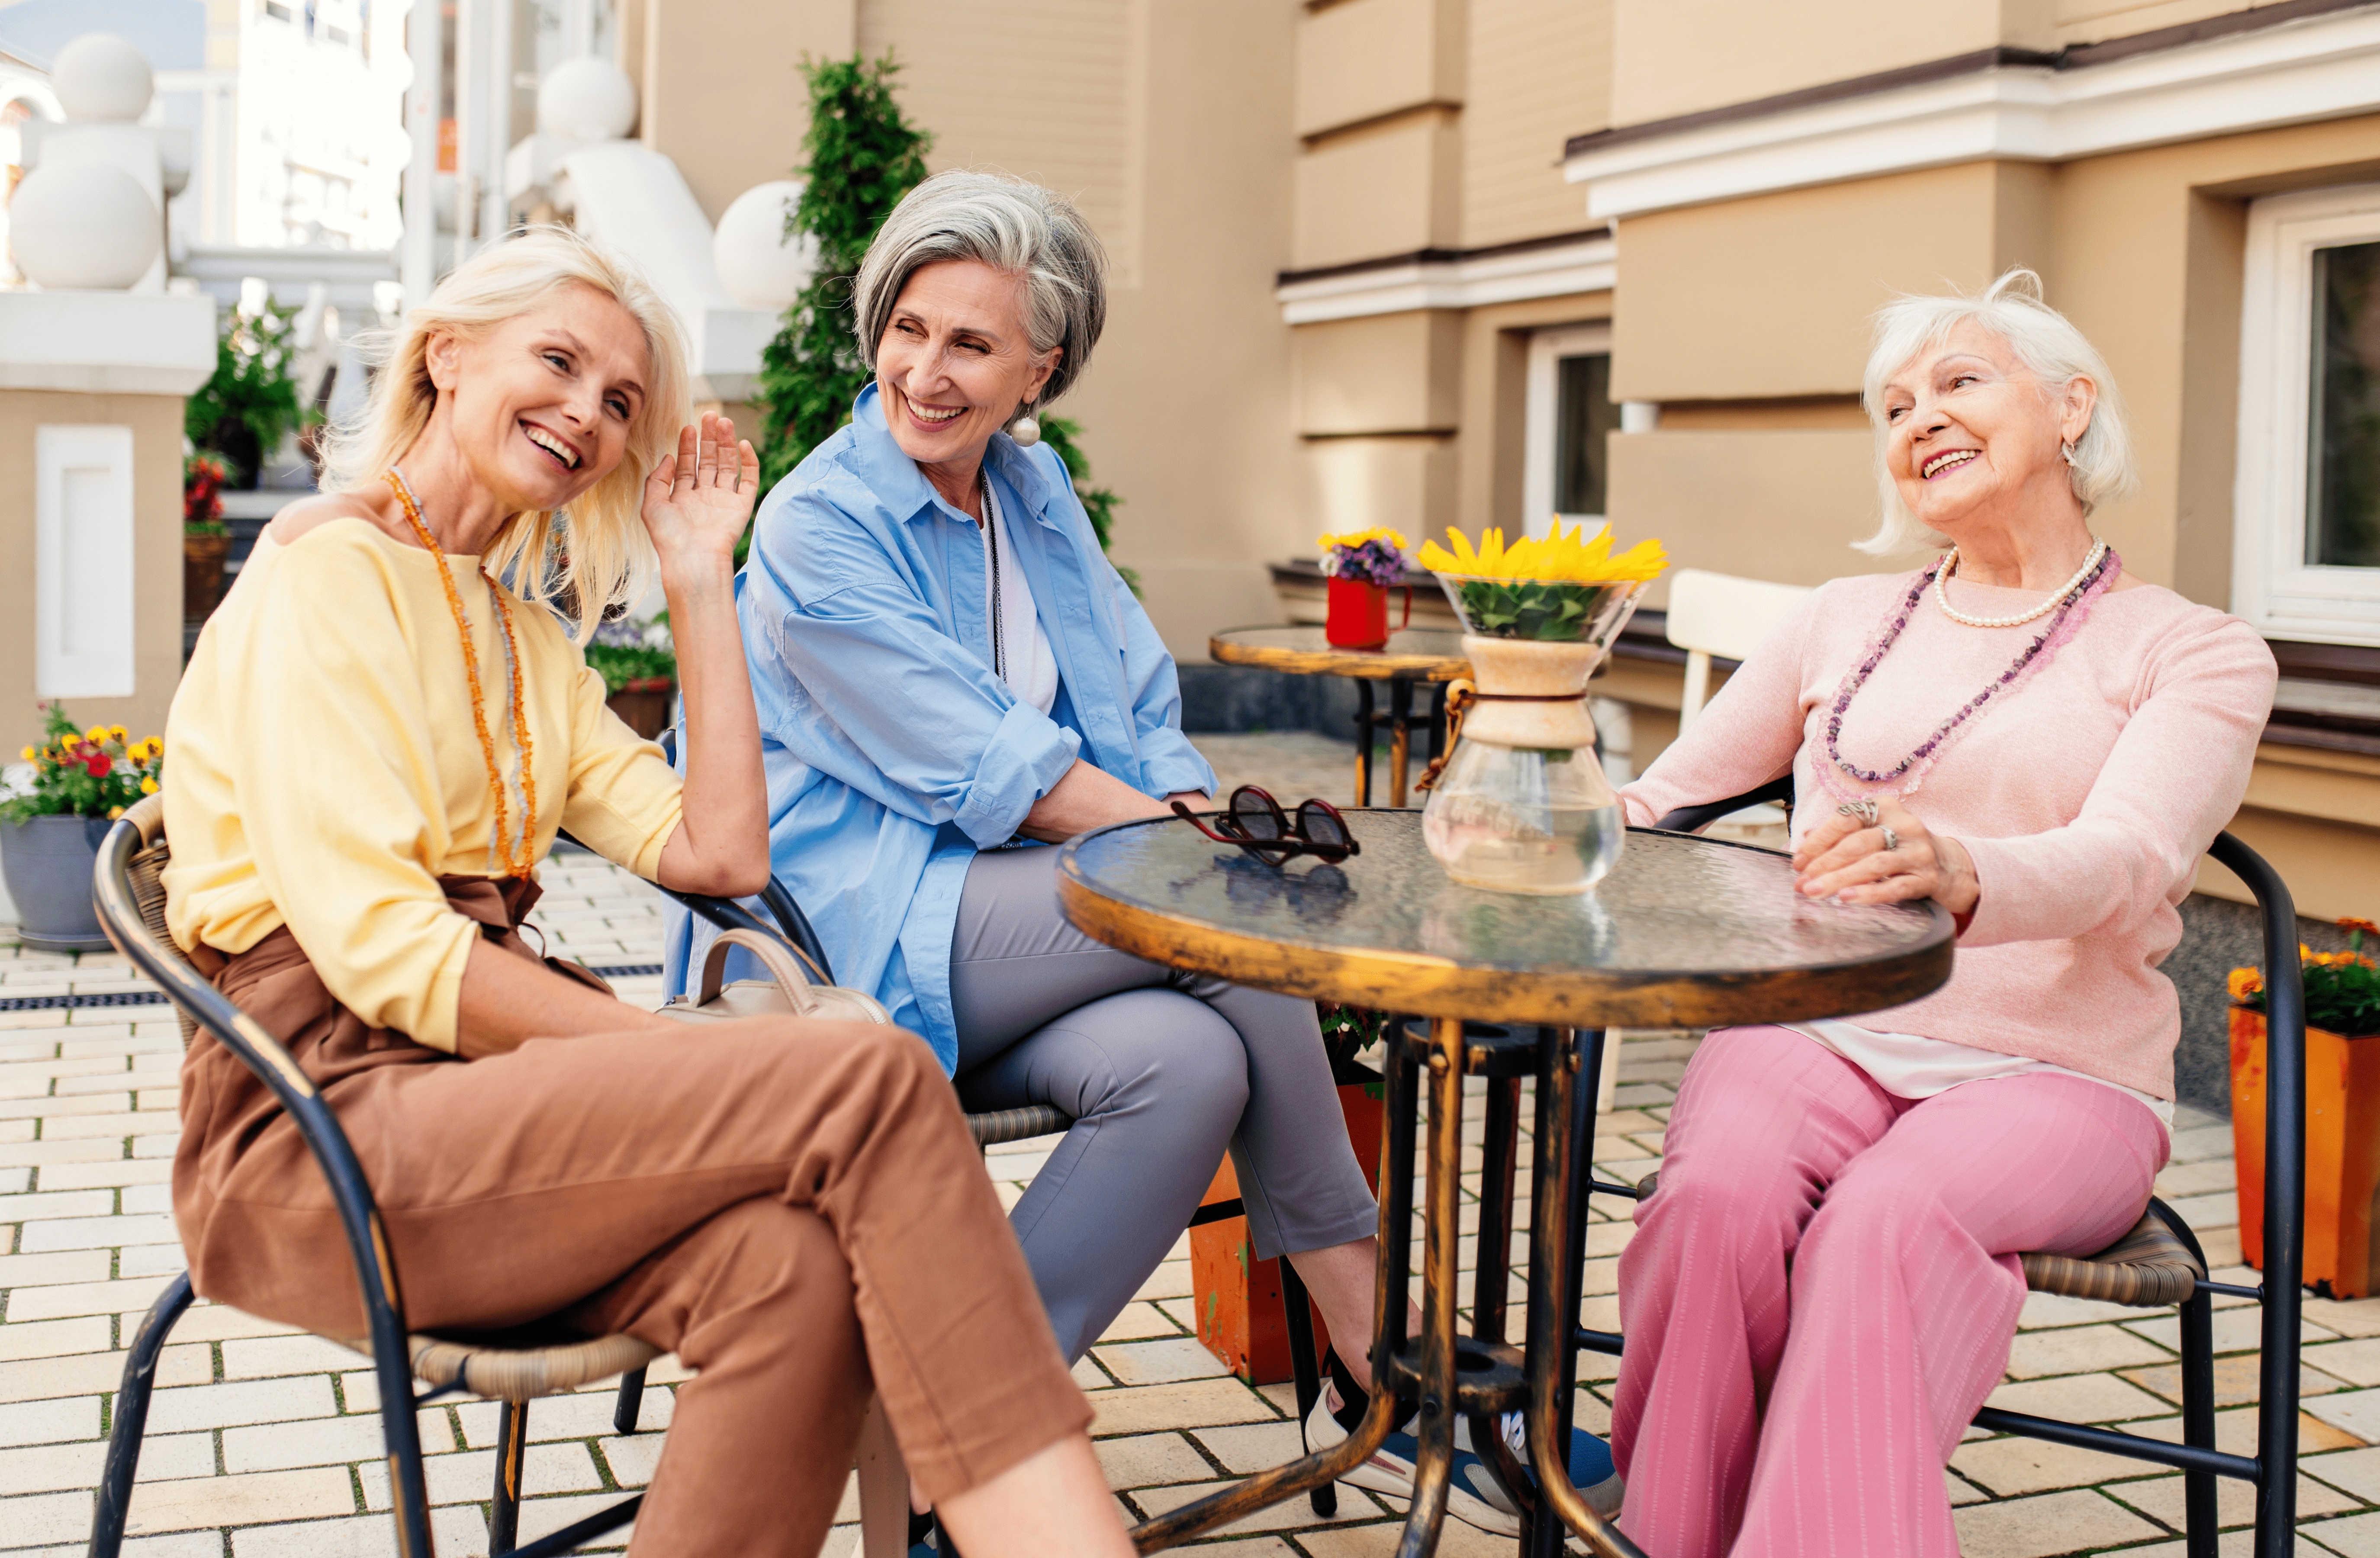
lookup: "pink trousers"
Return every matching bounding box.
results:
[1611,1025,2169,1558]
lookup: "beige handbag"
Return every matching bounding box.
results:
[656,927,895,1027]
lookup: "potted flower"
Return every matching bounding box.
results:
[585,616,678,740]
[1,707,164,952]
[1316,528,1411,648]
[2229,919,2380,1297]
[1412,522,1666,894]
[183,453,232,622]
[185,300,305,490]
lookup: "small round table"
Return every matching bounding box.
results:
[1058,812,1953,1557]
[1209,626,1471,808]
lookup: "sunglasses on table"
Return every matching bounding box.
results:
[1169,785,1361,866]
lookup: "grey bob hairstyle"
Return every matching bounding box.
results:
[852,169,1106,410]
[1857,268,2137,557]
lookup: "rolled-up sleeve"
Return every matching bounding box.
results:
[747,489,1082,849]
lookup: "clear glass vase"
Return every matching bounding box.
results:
[1421,736,1625,895]
[1420,574,1649,895]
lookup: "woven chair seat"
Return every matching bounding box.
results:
[2020,1209,2203,1308]
[1633,1172,2200,1308]
[338,1323,663,1403]
[969,1104,1071,1147]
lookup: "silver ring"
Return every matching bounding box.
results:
[1881,826,1901,853]
[1836,799,1879,825]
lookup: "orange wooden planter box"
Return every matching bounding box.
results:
[2232,1005,2380,1298]
[1191,1075,1385,1382]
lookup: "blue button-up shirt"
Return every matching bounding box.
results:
[660,385,1215,1070]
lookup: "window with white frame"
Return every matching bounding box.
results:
[1522,323,1616,539]
[2234,182,2380,644]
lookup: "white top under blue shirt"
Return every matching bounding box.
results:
[659,385,1215,1070]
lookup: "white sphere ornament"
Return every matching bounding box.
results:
[1007,412,1041,448]
[7,161,159,290]
[537,58,637,142]
[53,34,153,122]
[713,180,817,312]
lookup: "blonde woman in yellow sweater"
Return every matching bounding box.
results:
[161,229,1129,1557]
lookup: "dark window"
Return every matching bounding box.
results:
[2309,240,2380,568]
[1553,352,1618,517]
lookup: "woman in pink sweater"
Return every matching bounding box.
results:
[1608,270,2276,1558]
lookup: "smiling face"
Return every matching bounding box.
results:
[875,259,1058,487]
[423,283,650,518]
[1879,319,2096,539]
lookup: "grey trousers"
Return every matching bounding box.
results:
[950,846,1380,1362]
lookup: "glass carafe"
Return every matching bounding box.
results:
[1421,579,1648,895]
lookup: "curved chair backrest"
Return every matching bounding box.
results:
[650,725,836,979]
[92,795,441,1558]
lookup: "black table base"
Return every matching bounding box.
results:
[1129,1020,1641,1558]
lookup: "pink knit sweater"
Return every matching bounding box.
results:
[1618,570,2277,1100]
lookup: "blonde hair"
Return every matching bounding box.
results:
[1856,268,2137,557]
[318,227,690,641]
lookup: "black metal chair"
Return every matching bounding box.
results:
[1587,783,2308,1558]
[87,795,656,1558]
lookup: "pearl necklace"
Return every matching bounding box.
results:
[1933,539,2108,628]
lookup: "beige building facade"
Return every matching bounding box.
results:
[620,0,2380,917]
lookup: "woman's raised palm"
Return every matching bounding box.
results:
[641,411,762,566]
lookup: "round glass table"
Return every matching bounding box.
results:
[1058,811,1953,1557]
[1209,626,1471,808]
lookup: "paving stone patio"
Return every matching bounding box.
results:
[2,731,2374,1555]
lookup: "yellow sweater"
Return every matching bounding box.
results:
[163,518,684,1051]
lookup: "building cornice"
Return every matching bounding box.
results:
[0,292,218,396]
[1561,0,2380,219]
[1274,232,1615,325]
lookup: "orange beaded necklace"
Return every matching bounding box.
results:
[381,469,539,879]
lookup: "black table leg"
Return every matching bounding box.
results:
[1354,679,1377,807]
[1526,1027,1644,1558]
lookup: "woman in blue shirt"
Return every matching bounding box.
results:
[672,172,1608,1535]
[671,171,1400,1366]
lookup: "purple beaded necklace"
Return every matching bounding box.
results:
[1818,544,2120,800]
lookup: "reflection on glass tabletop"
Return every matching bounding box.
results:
[1055,811,1953,1029]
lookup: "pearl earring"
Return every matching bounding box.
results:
[2061,440,2079,467]
[1007,406,1041,447]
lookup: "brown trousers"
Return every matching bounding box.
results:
[172,876,1089,1557]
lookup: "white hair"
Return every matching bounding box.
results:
[852,169,1106,410]
[1856,268,2137,557]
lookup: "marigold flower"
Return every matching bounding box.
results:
[2341,917,2380,937]
[2228,966,2264,1000]
[139,777,158,795]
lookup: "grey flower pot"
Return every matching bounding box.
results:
[1,814,114,953]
